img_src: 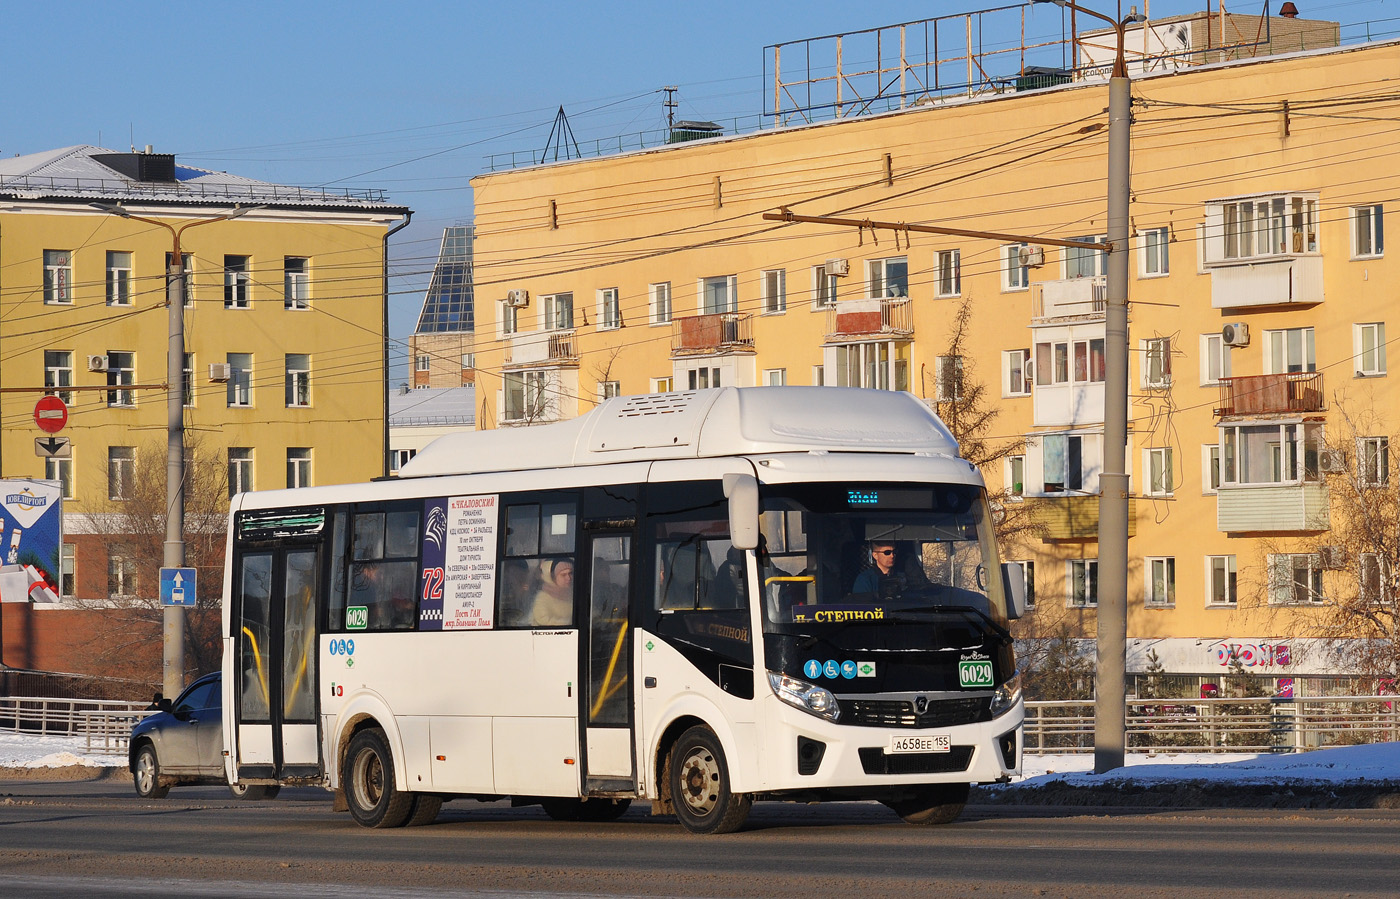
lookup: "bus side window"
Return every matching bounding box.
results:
[347,505,420,631]
[499,497,578,628]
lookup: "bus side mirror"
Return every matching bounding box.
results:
[723,473,760,551]
[1002,562,1026,620]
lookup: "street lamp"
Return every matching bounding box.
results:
[91,202,260,700]
[1031,0,1145,773]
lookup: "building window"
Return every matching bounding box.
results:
[1265,327,1316,374]
[166,252,194,307]
[1041,434,1087,493]
[183,353,195,407]
[1143,337,1172,388]
[1359,436,1390,487]
[1068,559,1098,608]
[285,354,310,407]
[762,269,786,314]
[686,366,721,390]
[1202,444,1222,493]
[598,380,621,401]
[763,368,787,386]
[1355,322,1387,377]
[224,255,250,308]
[390,448,417,473]
[1207,555,1237,607]
[106,351,135,407]
[1010,560,1035,608]
[598,287,621,330]
[106,251,132,306]
[504,370,548,421]
[1065,234,1107,279]
[1220,421,1324,485]
[700,275,737,314]
[286,448,312,489]
[60,544,75,598]
[1035,339,1104,386]
[650,282,672,324]
[1006,454,1025,498]
[46,457,73,500]
[1360,553,1391,605]
[934,355,964,402]
[227,353,252,407]
[543,292,574,330]
[1145,447,1174,496]
[1003,348,1031,397]
[936,250,961,297]
[43,250,72,305]
[1140,227,1170,277]
[285,257,309,310]
[812,264,839,307]
[462,353,474,370]
[833,341,907,391]
[652,376,674,393]
[415,354,430,372]
[1201,332,1230,386]
[1145,557,1176,607]
[228,448,253,497]
[108,545,138,597]
[501,302,518,335]
[44,351,73,404]
[1268,553,1324,604]
[108,446,135,501]
[868,256,908,298]
[1352,204,1384,258]
[1003,243,1029,291]
[1211,193,1318,263]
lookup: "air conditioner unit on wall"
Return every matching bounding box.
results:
[505,289,529,307]
[208,363,232,382]
[824,258,849,276]
[1222,322,1250,347]
[87,354,109,372]
[1018,245,1045,268]
[1318,449,1347,474]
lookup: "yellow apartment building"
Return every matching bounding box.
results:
[467,20,1400,694]
[0,145,409,608]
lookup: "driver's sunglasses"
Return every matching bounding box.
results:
[874,549,895,556]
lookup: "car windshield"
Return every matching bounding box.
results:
[757,481,1009,635]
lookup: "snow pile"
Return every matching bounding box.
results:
[0,733,124,769]
[1011,742,1400,787]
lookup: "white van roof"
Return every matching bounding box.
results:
[398,387,959,478]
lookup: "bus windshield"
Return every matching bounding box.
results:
[757,482,1009,635]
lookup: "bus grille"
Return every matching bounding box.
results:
[858,746,973,775]
[841,697,992,729]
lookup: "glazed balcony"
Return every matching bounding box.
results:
[1218,483,1330,533]
[671,312,754,356]
[1216,372,1324,418]
[825,297,913,341]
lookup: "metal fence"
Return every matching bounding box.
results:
[1026,695,1400,754]
[0,696,150,754]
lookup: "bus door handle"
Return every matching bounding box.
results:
[644,677,657,689]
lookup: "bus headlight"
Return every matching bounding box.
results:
[989,673,1023,717]
[768,672,840,722]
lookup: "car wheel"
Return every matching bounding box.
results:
[344,728,413,828]
[229,782,278,801]
[133,744,169,799]
[883,783,970,825]
[667,726,750,835]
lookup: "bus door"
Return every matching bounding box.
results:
[233,546,321,782]
[582,530,636,793]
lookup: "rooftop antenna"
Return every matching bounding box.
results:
[541,106,582,163]
[663,86,679,132]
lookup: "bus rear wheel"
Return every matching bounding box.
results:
[668,726,750,835]
[345,728,414,828]
[884,783,970,825]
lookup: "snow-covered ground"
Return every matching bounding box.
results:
[2,730,1396,786]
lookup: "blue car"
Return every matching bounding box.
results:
[129,671,278,800]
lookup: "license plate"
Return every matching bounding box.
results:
[888,733,951,754]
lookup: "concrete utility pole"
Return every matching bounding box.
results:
[1033,0,1144,774]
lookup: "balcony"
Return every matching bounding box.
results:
[1216,372,1324,418]
[1029,495,1137,541]
[503,329,577,369]
[1218,483,1329,533]
[671,312,754,356]
[1031,276,1105,323]
[825,297,913,341]
[1209,255,1323,309]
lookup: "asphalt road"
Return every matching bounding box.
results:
[1,778,1397,898]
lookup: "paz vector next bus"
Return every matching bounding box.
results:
[221,386,1026,834]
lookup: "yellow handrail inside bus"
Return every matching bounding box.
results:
[590,621,629,719]
[240,626,271,709]
[765,575,815,586]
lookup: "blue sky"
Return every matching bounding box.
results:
[8,0,1398,372]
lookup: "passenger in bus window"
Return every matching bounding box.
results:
[531,558,574,626]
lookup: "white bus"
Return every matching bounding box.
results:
[221,387,1025,834]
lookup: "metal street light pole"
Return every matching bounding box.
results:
[1033,0,1144,773]
[92,203,258,700]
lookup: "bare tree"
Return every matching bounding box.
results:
[80,438,230,684]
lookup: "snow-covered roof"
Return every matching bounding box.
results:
[398,387,959,478]
[0,145,406,212]
[389,387,476,427]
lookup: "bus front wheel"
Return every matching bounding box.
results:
[884,783,970,825]
[667,726,750,835]
[345,728,414,828]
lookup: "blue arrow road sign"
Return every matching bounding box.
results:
[160,567,197,607]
